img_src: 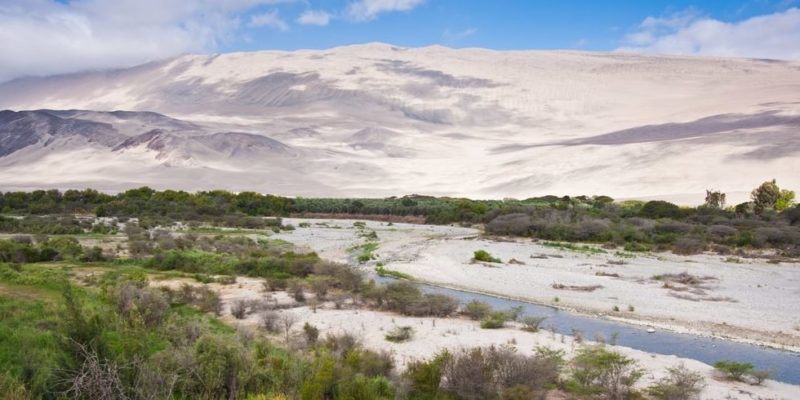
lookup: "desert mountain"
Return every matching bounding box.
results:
[0,43,798,201]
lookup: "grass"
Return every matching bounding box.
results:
[351,242,379,263]
[375,265,413,280]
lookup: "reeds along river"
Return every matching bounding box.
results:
[375,276,800,385]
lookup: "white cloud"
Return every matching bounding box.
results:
[346,0,426,21]
[0,0,291,82]
[618,7,800,60]
[248,10,289,31]
[297,9,332,26]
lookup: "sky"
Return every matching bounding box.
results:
[0,0,799,81]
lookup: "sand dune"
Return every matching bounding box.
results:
[1,44,799,200]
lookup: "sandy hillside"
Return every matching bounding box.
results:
[1,45,799,201]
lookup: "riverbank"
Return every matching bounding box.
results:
[273,218,800,351]
[150,275,800,399]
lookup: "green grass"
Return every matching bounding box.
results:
[351,242,379,263]
[375,265,413,280]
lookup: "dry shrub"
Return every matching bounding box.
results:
[64,343,129,400]
[115,283,168,328]
[442,346,560,400]
[260,311,280,333]
[551,283,603,292]
[672,237,705,255]
[647,364,705,400]
[231,300,248,319]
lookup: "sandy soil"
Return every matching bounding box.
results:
[149,275,800,399]
[272,218,800,350]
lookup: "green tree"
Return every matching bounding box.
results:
[751,180,781,213]
[775,189,796,211]
[703,190,726,209]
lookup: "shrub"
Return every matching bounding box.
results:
[463,299,492,320]
[303,322,320,345]
[114,283,169,328]
[194,286,223,316]
[640,201,681,219]
[403,352,450,399]
[672,237,705,255]
[647,364,705,400]
[231,300,248,319]
[418,294,459,317]
[570,346,643,400]
[473,249,501,263]
[520,316,546,332]
[749,369,771,385]
[260,311,280,333]
[385,326,414,343]
[713,360,752,381]
[712,360,769,384]
[440,346,561,400]
[480,311,511,329]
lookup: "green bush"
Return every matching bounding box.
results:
[713,360,752,381]
[473,249,501,263]
[480,311,511,329]
[463,299,492,320]
[570,346,643,399]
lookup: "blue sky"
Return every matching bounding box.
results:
[227,0,798,52]
[0,0,799,81]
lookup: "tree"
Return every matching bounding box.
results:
[751,180,781,213]
[703,190,726,209]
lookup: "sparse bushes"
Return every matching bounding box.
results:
[370,281,459,317]
[439,346,562,400]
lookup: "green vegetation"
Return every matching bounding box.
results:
[480,310,513,329]
[713,360,771,385]
[2,183,799,257]
[472,249,501,263]
[463,299,492,320]
[568,346,644,399]
[353,242,379,263]
[543,241,607,255]
[375,265,413,280]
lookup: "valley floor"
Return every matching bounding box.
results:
[272,218,800,351]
